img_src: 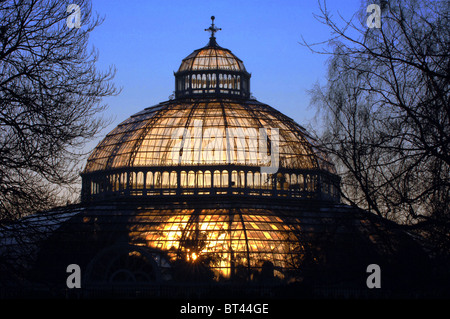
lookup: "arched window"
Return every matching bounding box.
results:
[146,172,153,189]
[170,171,177,188]
[219,74,223,88]
[306,174,311,191]
[261,172,269,189]
[247,171,253,188]
[223,74,228,88]
[254,172,261,188]
[211,73,216,88]
[237,76,241,90]
[312,175,317,191]
[193,74,198,88]
[136,172,144,189]
[231,170,238,187]
[130,172,136,190]
[276,173,284,190]
[162,171,170,188]
[213,170,221,187]
[222,170,229,187]
[154,171,161,188]
[285,173,290,189]
[298,174,304,191]
[197,171,204,188]
[204,170,211,188]
[202,74,207,88]
[108,175,113,192]
[91,181,96,195]
[239,170,245,188]
[181,171,187,188]
[120,173,127,190]
[188,171,195,188]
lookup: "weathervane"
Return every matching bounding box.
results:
[205,16,221,40]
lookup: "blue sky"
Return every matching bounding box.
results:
[86,0,363,152]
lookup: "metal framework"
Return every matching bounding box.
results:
[81,98,340,202]
[78,19,342,283]
[0,18,436,298]
[39,203,380,284]
[174,17,250,99]
[84,207,310,282]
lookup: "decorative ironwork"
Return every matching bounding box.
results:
[78,17,342,285]
[204,16,221,40]
[0,17,436,299]
[81,99,340,203]
[174,17,251,99]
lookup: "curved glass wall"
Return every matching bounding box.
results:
[178,47,246,72]
[83,166,340,202]
[175,43,250,98]
[83,207,310,282]
[84,99,334,172]
[82,98,340,202]
[82,33,341,203]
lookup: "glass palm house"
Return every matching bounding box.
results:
[0,18,432,298]
[78,18,341,281]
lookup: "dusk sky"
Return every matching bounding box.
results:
[86,0,363,152]
[2,0,446,301]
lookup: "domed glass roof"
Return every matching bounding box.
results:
[81,17,340,203]
[32,202,429,286]
[2,18,435,299]
[174,17,251,99]
[84,98,334,173]
[177,15,246,73]
[178,46,246,72]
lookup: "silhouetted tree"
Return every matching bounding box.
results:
[0,0,118,222]
[303,0,449,261]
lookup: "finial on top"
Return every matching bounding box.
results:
[205,16,221,43]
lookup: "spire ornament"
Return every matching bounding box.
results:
[204,16,221,45]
